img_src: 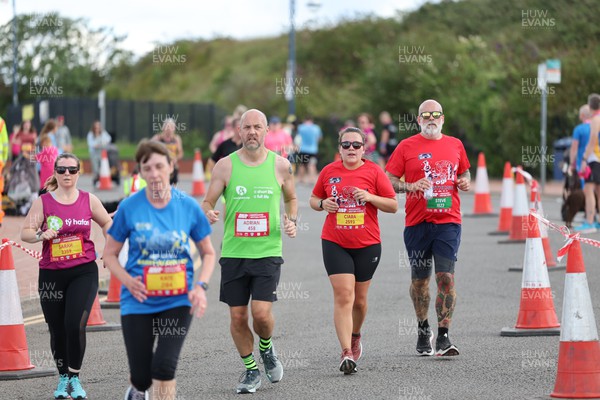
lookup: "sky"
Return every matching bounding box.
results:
[0,0,427,57]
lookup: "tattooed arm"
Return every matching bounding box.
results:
[457,170,471,191]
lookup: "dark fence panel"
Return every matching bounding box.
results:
[6,98,225,144]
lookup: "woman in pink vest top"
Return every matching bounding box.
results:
[21,153,112,400]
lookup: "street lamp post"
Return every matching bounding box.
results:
[12,0,18,106]
[287,0,296,118]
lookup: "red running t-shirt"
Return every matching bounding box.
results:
[312,159,396,248]
[386,134,470,227]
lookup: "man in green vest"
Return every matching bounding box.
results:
[202,109,298,394]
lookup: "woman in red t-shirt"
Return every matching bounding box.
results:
[310,127,397,375]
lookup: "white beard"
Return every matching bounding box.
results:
[420,121,443,138]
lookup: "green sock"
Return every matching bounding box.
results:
[259,336,272,352]
[241,353,258,371]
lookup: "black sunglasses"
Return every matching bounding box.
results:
[420,111,443,119]
[340,141,363,150]
[55,166,79,175]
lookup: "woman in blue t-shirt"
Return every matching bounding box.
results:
[103,139,216,400]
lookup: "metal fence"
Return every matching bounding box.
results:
[6,98,227,143]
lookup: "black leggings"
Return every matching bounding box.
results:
[38,262,98,375]
[121,306,192,391]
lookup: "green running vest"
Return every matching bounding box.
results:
[222,151,282,258]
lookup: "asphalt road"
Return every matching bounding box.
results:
[5,178,598,400]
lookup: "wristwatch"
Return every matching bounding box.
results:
[35,231,43,241]
[196,281,209,291]
[318,199,324,209]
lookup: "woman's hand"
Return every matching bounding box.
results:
[125,275,147,303]
[321,197,339,213]
[188,286,208,318]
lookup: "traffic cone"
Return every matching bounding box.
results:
[87,294,120,332]
[470,152,494,216]
[100,274,121,309]
[98,149,113,190]
[499,167,528,244]
[192,149,206,196]
[501,213,560,336]
[489,161,513,235]
[551,239,600,398]
[0,239,54,379]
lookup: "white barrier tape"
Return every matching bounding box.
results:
[530,211,600,262]
[512,167,534,183]
[0,240,42,260]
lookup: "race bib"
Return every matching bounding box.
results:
[143,264,188,297]
[235,212,270,237]
[427,196,452,210]
[50,234,85,262]
[336,209,365,229]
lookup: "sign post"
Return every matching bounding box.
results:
[537,59,560,191]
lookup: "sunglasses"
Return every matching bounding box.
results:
[340,141,364,150]
[55,166,79,174]
[420,111,443,119]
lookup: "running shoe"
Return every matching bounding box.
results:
[416,327,434,356]
[435,333,460,356]
[124,386,149,400]
[574,222,597,234]
[259,346,284,383]
[54,374,69,399]
[339,348,357,375]
[68,376,87,399]
[236,369,262,394]
[351,334,363,361]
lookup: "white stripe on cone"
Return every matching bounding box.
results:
[513,183,529,217]
[475,166,490,193]
[500,177,514,208]
[561,273,599,341]
[0,270,24,325]
[522,237,550,288]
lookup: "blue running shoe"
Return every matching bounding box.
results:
[54,374,69,399]
[68,376,87,399]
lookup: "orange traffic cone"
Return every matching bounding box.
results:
[499,167,529,244]
[98,149,113,190]
[551,239,600,398]
[471,152,494,215]
[100,274,121,309]
[192,149,206,196]
[489,161,513,235]
[530,182,561,269]
[501,213,560,336]
[87,294,120,332]
[0,239,54,379]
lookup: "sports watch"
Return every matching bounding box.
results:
[196,281,209,291]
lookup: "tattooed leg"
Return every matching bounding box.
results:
[410,278,430,321]
[435,272,456,329]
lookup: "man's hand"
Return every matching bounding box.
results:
[206,209,220,224]
[283,214,296,238]
[457,177,470,191]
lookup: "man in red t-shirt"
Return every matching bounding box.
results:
[386,99,471,357]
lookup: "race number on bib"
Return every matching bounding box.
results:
[426,196,452,210]
[50,234,85,262]
[235,212,270,237]
[144,264,188,297]
[336,212,365,227]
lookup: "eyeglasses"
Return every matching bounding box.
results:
[340,141,364,150]
[55,166,79,174]
[420,111,443,119]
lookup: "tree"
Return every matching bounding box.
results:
[0,12,132,111]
